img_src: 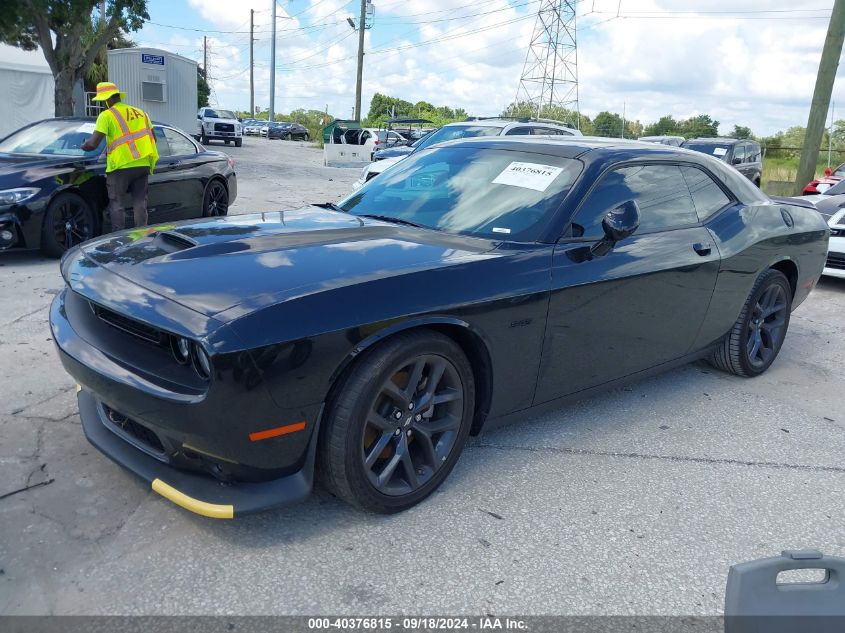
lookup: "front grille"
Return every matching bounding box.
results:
[91,303,167,346]
[214,123,234,132]
[103,405,166,455]
[826,253,845,270]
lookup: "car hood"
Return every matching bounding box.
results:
[367,155,404,174]
[77,206,499,321]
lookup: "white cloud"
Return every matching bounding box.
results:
[134,0,843,135]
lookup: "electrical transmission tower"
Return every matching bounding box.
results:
[513,0,579,126]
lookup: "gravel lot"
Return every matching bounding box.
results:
[1,137,844,616]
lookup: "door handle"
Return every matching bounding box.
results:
[693,242,712,256]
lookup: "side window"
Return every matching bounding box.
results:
[505,127,532,135]
[162,128,197,156]
[571,164,698,239]
[680,165,732,221]
[746,143,760,163]
[532,127,564,136]
[153,127,171,157]
[732,144,746,164]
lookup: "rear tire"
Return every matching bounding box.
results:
[708,269,792,377]
[41,192,96,258]
[319,330,475,513]
[202,179,228,217]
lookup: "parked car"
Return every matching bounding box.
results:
[353,118,583,189]
[793,179,845,278]
[243,121,264,136]
[638,135,685,146]
[0,117,237,257]
[267,122,310,141]
[372,134,428,161]
[196,107,243,147]
[50,136,826,517]
[802,162,845,195]
[681,138,762,187]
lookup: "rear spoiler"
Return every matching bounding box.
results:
[770,195,817,209]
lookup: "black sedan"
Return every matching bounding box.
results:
[0,117,237,257]
[267,122,310,141]
[50,137,828,518]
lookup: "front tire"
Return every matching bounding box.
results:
[41,192,96,258]
[200,133,209,145]
[709,269,792,377]
[304,133,310,142]
[235,138,242,147]
[319,330,475,513]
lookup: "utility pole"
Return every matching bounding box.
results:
[269,0,277,125]
[828,101,835,168]
[249,9,255,116]
[622,102,626,139]
[99,0,105,24]
[795,0,845,194]
[354,0,367,121]
[203,36,208,80]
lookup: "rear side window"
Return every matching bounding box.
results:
[505,127,532,135]
[571,164,699,238]
[680,166,731,221]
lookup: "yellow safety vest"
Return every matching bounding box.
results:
[97,102,159,173]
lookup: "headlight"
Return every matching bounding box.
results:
[0,188,40,205]
[205,122,214,130]
[360,165,370,178]
[191,343,212,380]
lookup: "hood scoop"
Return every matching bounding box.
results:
[151,230,198,253]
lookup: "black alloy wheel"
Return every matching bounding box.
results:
[202,180,229,217]
[361,354,464,496]
[745,283,789,369]
[709,269,792,377]
[41,192,95,258]
[319,330,475,513]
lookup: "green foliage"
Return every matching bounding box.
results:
[85,30,134,92]
[729,125,753,139]
[501,101,584,129]
[0,0,149,116]
[366,92,467,127]
[197,68,210,108]
[592,111,624,137]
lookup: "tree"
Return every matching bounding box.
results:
[730,125,753,139]
[0,1,149,116]
[643,115,679,137]
[197,67,210,108]
[677,114,719,138]
[85,29,134,91]
[592,111,625,137]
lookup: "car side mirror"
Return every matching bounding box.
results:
[197,114,201,119]
[591,200,640,257]
[732,157,742,165]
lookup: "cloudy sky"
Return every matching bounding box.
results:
[131,0,842,136]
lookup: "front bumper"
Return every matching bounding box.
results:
[824,234,845,278]
[50,280,322,518]
[78,389,316,517]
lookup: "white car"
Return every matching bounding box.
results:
[352,118,582,190]
[795,179,845,278]
[243,121,264,136]
[197,107,242,146]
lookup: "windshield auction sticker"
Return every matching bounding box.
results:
[712,147,728,156]
[492,161,564,192]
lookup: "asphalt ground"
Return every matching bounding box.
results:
[1,137,843,615]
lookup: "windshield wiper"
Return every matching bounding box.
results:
[315,202,344,212]
[357,214,427,229]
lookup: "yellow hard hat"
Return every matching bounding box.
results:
[91,82,127,101]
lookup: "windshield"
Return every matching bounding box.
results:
[0,119,104,157]
[832,165,845,179]
[412,124,505,153]
[338,146,582,241]
[682,142,732,162]
[205,109,236,119]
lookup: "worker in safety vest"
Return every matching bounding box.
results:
[81,82,158,231]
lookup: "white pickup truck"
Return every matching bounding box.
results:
[196,107,243,147]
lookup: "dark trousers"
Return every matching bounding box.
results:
[106,166,149,231]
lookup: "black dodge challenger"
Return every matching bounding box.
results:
[50,137,828,518]
[0,117,236,257]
